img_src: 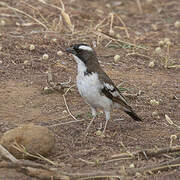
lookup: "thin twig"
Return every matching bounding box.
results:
[102,157,133,164]
[49,119,85,127]
[1,144,180,179]
[0,144,19,163]
[126,52,152,60]
[63,84,77,121]
[111,146,180,159]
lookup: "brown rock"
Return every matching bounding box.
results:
[0,124,55,159]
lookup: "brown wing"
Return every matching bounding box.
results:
[98,70,132,111]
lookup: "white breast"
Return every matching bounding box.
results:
[73,55,113,110]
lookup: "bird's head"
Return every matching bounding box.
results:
[66,44,97,65]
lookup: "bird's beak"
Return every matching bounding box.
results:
[66,47,76,55]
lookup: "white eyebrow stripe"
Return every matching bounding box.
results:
[78,45,93,51]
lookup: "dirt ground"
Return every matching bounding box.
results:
[0,0,180,179]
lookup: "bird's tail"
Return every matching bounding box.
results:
[124,109,142,121]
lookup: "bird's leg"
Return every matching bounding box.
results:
[84,107,97,136]
[103,110,110,134]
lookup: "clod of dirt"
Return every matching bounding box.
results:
[0,124,55,159]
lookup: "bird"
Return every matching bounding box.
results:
[66,43,142,135]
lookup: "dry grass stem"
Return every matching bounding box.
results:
[37,0,62,11]
[37,0,74,32]
[165,114,180,129]
[109,13,114,35]
[12,142,57,166]
[116,15,130,38]
[61,11,74,32]
[21,1,50,28]
[94,31,148,50]
[95,16,109,30]
[136,0,143,14]
[0,13,18,17]
[104,40,113,47]
[167,65,180,69]
[78,158,96,165]
[0,2,48,29]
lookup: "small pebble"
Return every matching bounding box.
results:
[0,19,6,26]
[115,34,121,39]
[42,54,49,60]
[150,99,159,106]
[135,172,142,177]
[114,55,120,62]
[164,38,170,44]
[148,61,155,68]
[62,110,67,114]
[129,163,135,168]
[109,29,114,35]
[24,60,29,65]
[158,40,164,46]
[29,44,35,51]
[174,21,180,28]
[95,130,102,136]
[146,0,153,3]
[52,38,57,43]
[57,50,63,56]
[43,86,54,94]
[166,40,172,46]
[151,24,158,31]
[155,47,161,54]
[152,111,158,117]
